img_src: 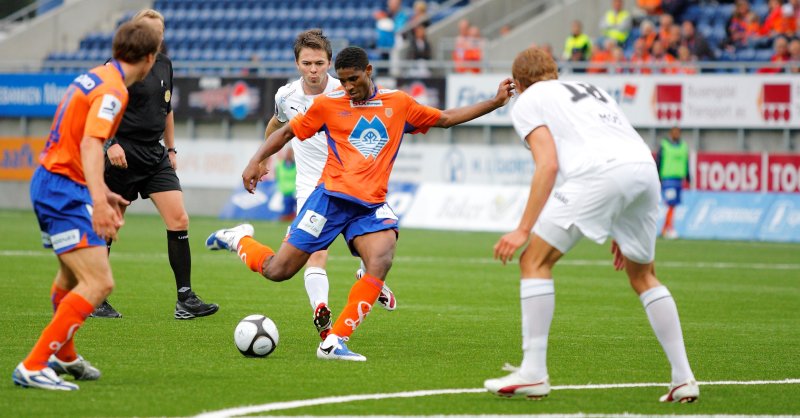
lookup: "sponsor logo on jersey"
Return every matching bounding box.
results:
[653,84,682,121]
[759,84,791,122]
[350,99,383,107]
[327,90,346,98]
[97,94,122,122]
[50,229,80,251]
[349,116,389,158]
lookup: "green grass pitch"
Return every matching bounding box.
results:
[0,209,798,416]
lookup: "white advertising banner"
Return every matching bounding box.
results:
[401,183,527,232]
[173,139,260,188]
[390,143,533,185]
[447,74,800,128]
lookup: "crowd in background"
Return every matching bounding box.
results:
[561,0,800,73]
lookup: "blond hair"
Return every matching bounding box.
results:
[131,8,164,25]
[512,47,558,90]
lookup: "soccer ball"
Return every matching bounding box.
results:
[234,314,279,357]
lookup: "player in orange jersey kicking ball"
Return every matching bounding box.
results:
[13,22,161,390]
[207,46,514,361]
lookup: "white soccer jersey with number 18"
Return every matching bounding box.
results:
[511,79,655,179]
[273,75,342,204]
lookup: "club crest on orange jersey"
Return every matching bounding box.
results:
[349,116,389,158]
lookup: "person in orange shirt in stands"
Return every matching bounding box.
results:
[649,40,677,73]
[758,35,791,73]
[588,38,617,73]
[630,38,653,74]
[13,21,160,391]
[207,46,515,362]
[638,0,663,16]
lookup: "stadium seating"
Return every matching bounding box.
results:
[41,0,463,74]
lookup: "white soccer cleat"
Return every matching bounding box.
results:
[205,224,254,252]
[48,354,101,381]
[659,378,699,403]
[12,363,79,391]
[484,366,550,400]
[356,268,396,311]
[316,333,366,362]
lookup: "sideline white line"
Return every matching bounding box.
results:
[193,378,800,418]
[2,251,800,271]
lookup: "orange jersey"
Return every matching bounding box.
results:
[289,86,442,204]
[40,61,129,184]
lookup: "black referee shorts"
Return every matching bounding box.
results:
[105,138,182,202]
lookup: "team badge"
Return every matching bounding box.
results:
[164,90,171,103]
[385,108,393,117]
[349,116,389,158]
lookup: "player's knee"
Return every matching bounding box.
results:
[171,211,189,230]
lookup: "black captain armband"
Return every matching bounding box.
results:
[167,147,177,154]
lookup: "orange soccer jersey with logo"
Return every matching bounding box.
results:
[39,61,129,185]
[289,86,442,204]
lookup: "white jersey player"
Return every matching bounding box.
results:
[261,30,396,341]
[485,48,698,403]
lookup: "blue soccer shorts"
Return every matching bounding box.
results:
[30,167,107,254]
[661,178,683,206]
[286,186,399,257]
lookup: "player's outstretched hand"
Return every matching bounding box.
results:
[242,160,266,194]
[610,240,625,271]
[494,229,529,265]
[494,78,516,107]
[107,143,128,169]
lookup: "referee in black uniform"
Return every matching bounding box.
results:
[93,9,218,319]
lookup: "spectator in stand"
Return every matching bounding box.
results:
[275,147,297,222]
[758,35,791,73]
[656,13,675,48]
[453,18,471,73]
[600,0,633,46]
[588,38,618,73]
[530,42,556,60]
[790,0,800,25]
[649,40,676,73]
[610,44,628,73]
[562,20,592,70]
[637,0,663,18]
[744,11,765,45]
[640,19,659,51]
[724,0,751,51]
[681,20,715,60]
[408,0,429,30]
[462,25,485,73]
[675,45,698,74]
[777,3,798,35]
[374,10,395,63]
[630,37,652,73]
[665,23,683,56]
[788,38,800,72]
[760,0,790,37]
[407,24,432,76]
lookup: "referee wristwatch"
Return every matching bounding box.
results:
[167,147,177,154]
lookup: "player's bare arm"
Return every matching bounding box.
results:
[165,110,176,170]
[81,135,126,241]
[436,78,515,128]
[242,123,294,193]
[259,116,287,172]
[494,126,558,265]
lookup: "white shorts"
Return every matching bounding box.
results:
[532,162,659,264]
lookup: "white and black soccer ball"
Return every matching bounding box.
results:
[234,314,279,358]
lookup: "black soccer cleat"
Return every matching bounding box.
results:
[90,300,122,318]
[174,292,219,319]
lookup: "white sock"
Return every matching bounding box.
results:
[304,267,329,310]
[639,285,695,384]
[519,278,554,382]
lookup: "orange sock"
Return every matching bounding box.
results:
[663,206,675,234]
[23,292,94,370]
[236,236,275,274]
[331,274,383,338]
[50,283,77,362]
